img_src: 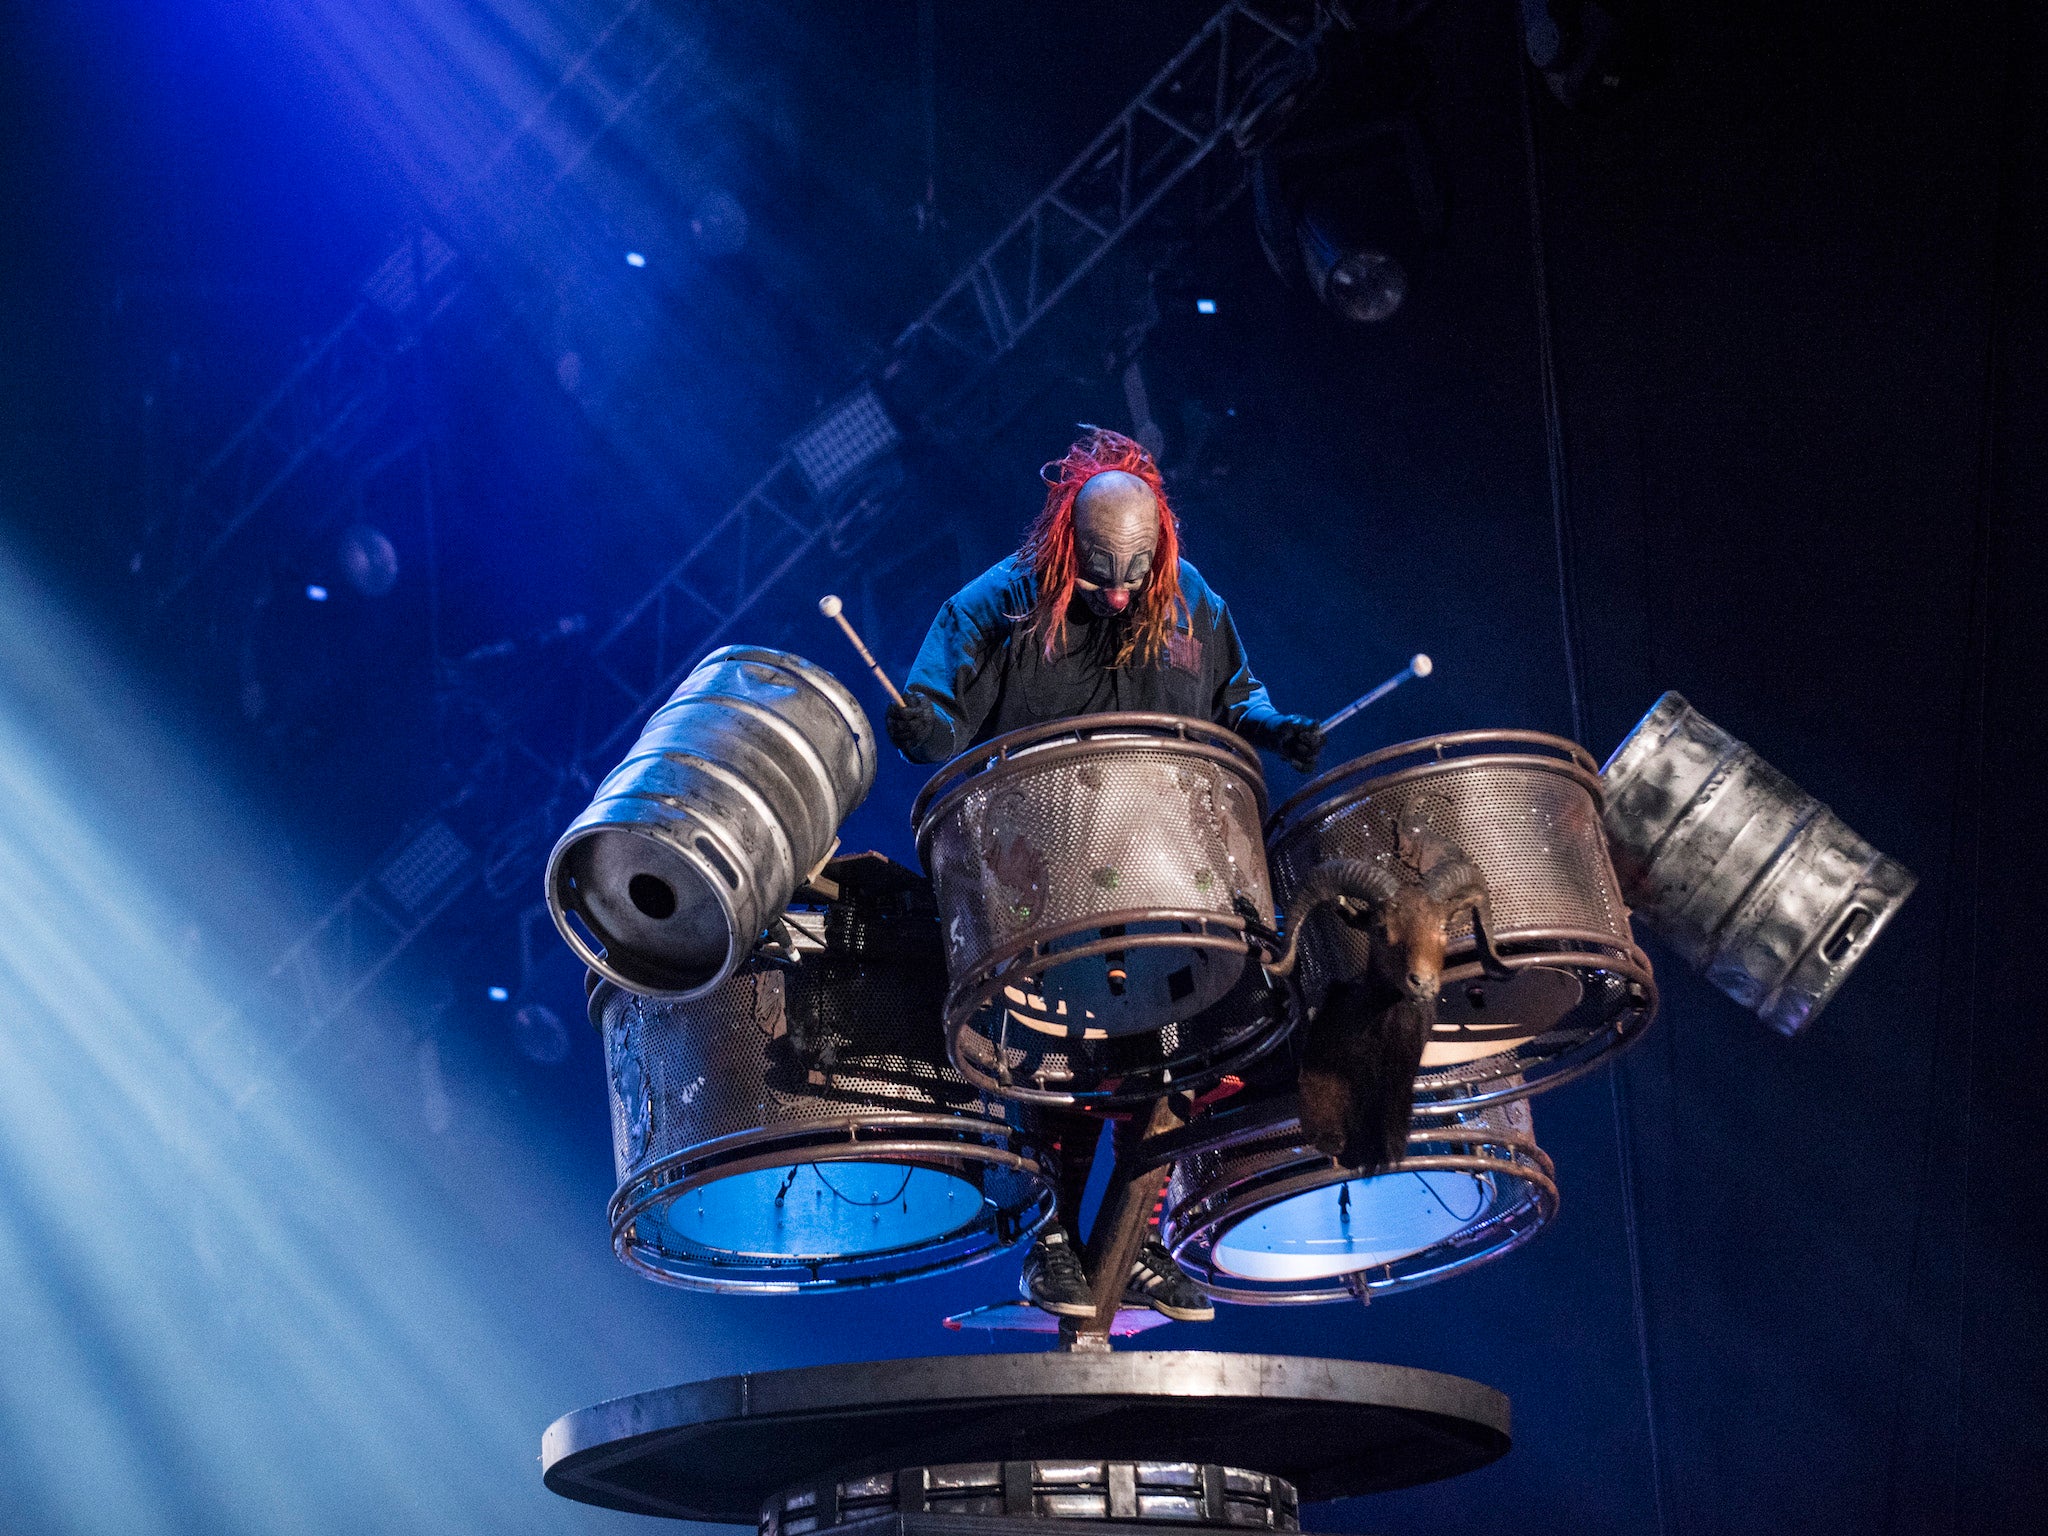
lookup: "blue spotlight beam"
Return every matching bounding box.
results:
[0,542,760,1535]
[146,1,695,611]
[200,2,1330,1088]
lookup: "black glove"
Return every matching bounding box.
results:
[885,694,945,759]
[1253,713,1326,774]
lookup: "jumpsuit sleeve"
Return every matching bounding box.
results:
[1208,594,1286,740]
[900,578,1012,763]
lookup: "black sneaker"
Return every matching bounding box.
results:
[1020,1225,1095,1317]
[1124,1239,1215,1322]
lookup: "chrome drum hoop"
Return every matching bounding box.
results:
[1268,730,1657,1109]
[943,944,1294,1109]
[592,958,1055,1294]
[608,1114,1053,1293]
[913,714,1280,1079]
[1161,1096,1558,1306]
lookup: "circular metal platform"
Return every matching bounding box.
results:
[541,1352,1510,1521]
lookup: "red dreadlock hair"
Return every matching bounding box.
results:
[1018,426,1187,668]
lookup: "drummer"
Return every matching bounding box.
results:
[888,425,1326,1322]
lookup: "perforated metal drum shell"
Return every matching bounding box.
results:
[1162,1095,1556,1306]
[549,647,877,1000]
[1267,732,1655,1111]
[912,715,1280,1104]
[1600,692,1916,1036]
[591,956,1053,1292]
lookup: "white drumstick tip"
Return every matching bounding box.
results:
[818,594,843,618]
[1411,653,1433,677]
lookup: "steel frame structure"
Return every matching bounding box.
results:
[148,0,699,610]
[226,1,1332,1053]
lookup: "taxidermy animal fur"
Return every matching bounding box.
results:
[1296,813,1512,1174]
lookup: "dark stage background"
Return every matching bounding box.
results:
[0,2,2041,1533]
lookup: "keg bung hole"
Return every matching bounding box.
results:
[1822,905,1873,965]
[694,836,742,890]
[628,873,678,921]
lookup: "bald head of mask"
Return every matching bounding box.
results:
[1071,470,1160,618]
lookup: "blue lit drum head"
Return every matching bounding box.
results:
[1211,1170,1496,1282]
[663,1163,982,1260]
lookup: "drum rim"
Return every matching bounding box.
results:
[941,917,1287,1106]
[1163,1108,1559,1306]
[1267,734,1605,849]
[1407,947,1657,1115]
[1183,1155,1554,1305]
[911,712,1268,851]
[946,986,1292,1110]
[609,1112,1055,1292]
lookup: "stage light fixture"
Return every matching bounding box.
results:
[305,584,329,602]
[1196,299,1218,314]
[376,819,473,916]
[1521,0,1651,112]
[789,385,901,500]
[625,251,646,268]
[1247,32,1440,328]
[338,523,398,598]
[487,985,509,1002]
[1295,220,1408,325]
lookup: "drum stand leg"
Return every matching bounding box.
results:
[1061,1094,1188,1352]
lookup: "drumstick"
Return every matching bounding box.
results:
[1320,654,1433,735]
[817,595,907,707]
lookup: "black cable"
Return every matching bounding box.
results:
[1877,6,2012,1526]
[1515,24,1668,1536]
[1409,1169,1486,1224]
[810,1162,916,1209]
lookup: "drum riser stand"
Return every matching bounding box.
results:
[1061,1094,1190,1351]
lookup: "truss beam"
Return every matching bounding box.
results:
[220,3,1329,1062]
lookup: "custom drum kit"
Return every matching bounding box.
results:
[539,615,1917,1524]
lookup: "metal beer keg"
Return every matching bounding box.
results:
[1600,692,1916,1035]
[592,861,1054,1291]
[548,646,877,999]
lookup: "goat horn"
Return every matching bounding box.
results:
[1468,892,1514,980]
[1420,853,1486,905]
[1264,859,1401,976]
[1355,859,1404,905]
[1423,856,1515,980]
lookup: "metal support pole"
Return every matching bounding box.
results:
[1063,1094,1189,1351]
